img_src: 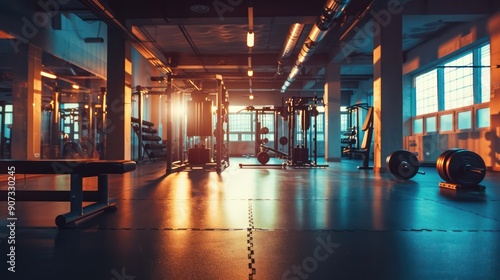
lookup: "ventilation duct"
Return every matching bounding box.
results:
[277,23,305,75]
[280,0,351,92]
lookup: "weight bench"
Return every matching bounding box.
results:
[260,144,289,159]
[348,106,374,169]
[0,160,136,227]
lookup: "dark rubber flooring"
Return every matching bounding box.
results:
[0,157,499,280]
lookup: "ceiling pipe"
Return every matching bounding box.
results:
[280,0,351,93]
[79,0,172,74]
[276,23,305,76]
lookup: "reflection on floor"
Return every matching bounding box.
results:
[0,157,499,280]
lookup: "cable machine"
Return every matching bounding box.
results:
[285,96,327,168]
[140,74,230,174]
[238,105,289,168]
[239,96,328,168]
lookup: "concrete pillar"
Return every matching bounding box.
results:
[105,28,132,160]
[372,14,403,172]
[324,62,342,162]
[11,44,42,159]
[488,12,500,171]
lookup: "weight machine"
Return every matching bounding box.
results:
[238,105,290,168]
[239,96,328,168]
[146,74,230,174]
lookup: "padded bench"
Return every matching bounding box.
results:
[0,160,136,227]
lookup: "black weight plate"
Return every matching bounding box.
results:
[260,127,269,134]
[441,149,467,183]
[257,151,270,165]
[386,150,420,180]
[262,137,269,144]
[279,136,288,146]
[445,149,486,187]
[436,148,462,183]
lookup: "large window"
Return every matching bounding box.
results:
[443,52,474,110]
[415,69,438,115]
[480,44,490,103]
[412,42,490,135]
[229,113,252,132]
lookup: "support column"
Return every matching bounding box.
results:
[488,12,500,171]
[372,14,403,172]
[324,62,342,162]
[105,28,132,160]
[11,44,42,159]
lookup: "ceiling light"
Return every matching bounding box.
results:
[249,94,254,100]
[191,4,210,13]
[72,84,80,89]
[41,71,57,79]
[247,68,253,77]
[247,31,254,48]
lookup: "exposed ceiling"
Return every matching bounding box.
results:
[0,0,493,102]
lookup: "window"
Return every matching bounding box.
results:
[4,105,13,139]
[229,113,252,132]
[480,44,490,103]
[457,111,472,130]
[229,134,239,141]
[259,113,274,133]
[477,107,490,128]
[340,113,348,132]
[440,114,453,132]
[316,113,324,141]
[443,52,474,110]
[425,116,436,133]
[411,43,490,134]
[415,69,438,115]
[413,119,423,134]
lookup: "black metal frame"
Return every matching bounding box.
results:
[0,160,136,227]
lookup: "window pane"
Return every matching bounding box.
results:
[477,107,490,128]
[415,69,438,115]
[241,134,253,141]
[413,119,423,134]
[229,113,252,132]
[229,134,239,141]
[481,44,490,103]
[457,111,472,130]
[260,113,274,133]
[341,114,348,131]
[426,116,436,133]
[316,113,324,132]
[440,114,453,132]
[443,52,474,110]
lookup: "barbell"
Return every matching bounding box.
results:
[386,148,486,187]
[436,149,486,187]
[386,150,424,180]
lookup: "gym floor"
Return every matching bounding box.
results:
[0,157,499,280]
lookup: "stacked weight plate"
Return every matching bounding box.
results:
[436,149,486,190]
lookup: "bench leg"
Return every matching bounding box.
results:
[70,174,83,215]
[98,174,109,204]
[55,174,116,227]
